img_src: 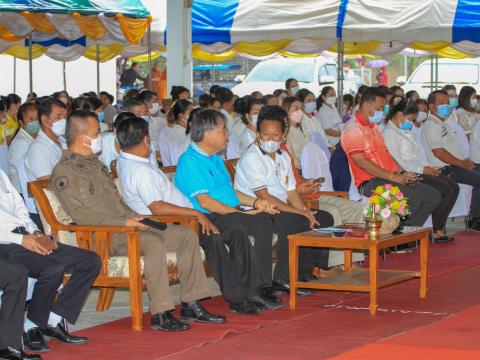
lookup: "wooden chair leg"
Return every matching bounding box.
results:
[96,287,116,312]
[128,232,143,331]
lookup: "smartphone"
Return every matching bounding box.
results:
[140,218,167,231]
[314,177,325,183]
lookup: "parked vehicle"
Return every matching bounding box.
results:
[397,58,480,99]
[231,56,357,97]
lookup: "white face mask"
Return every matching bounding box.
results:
[251,114,259,125]
[84,134,102,154]
[416,111,428,123]
[325,96,337,106]
[51,118,67,136]
[150,103,160,114]
[259,139,281,153]
[290,86,300,95]
[471,99,478,108]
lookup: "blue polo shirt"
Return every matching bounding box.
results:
[175,143,240,213]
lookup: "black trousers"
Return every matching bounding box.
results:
[0,259,28,349]
[450,165,480,219]
[270,211,334,283]
[202,213,267,303]
[360,178,442,227]
[421,175,459,232]
[0,243,101,328]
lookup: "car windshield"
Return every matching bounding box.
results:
[409,63,479,84]
[245,62,315,83]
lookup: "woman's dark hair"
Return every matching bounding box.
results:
[404,103,419,117]
[116,116,149,150]
[114,111,136,129]
[343,94,354,107]
[170,85,190,100]
[137,90,157,103]
[216,87,234,105]
[257,105,287,133]
[389,86,404,96]
[355,84,369,105]
[414,98,428,107]
[458,85,477,111]
[172,99,192,121]
[263,94,275,104]
[442,84,457,93]
[198,94,210,108]
[189,109,226,143]
[186,107,201,135]
[17,102,37,125]
[208,97,220,108]
[123,89,139,103]
[316,86,335,110]
[405,90,419,100]
[386,96,410,121]
[209,85,220,96]
[285,78,297,89]
[273,89,288,98]
[0,96,7,112]
[296,88,313,103]
[100,91,114,104]
[6,93,21,110]
[281,96,301,113]
[72,96,102,112]
[241,98,264,125]
[235,95,252,117]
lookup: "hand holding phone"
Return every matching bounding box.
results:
[314,177,325,184]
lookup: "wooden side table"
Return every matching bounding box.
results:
[288,229,430,315]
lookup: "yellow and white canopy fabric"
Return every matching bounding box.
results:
[143,0,480,61]
[0,0,151,62]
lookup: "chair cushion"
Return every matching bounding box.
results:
[107,248,207,283]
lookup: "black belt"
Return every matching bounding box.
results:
[11,226,29,235]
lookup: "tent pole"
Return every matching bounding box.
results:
[430,55,433,94]
[62,61,66,91]
[13,57,16,93]
[403,55,408,78]
[96,44,100,95]
[147,24,152,90]
[337,39,344,117]
[28,33,33,95]
[435,55,439,89]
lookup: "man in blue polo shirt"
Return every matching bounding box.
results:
[176,109,285,305]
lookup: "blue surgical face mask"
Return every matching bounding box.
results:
[449,97,458,108]
[383,105,390,116]
[97,112,105,122]
[399,119,413,131]
[304,101,316,114]
[437,104,452,119]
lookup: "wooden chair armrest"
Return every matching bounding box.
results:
[55,224,139,233]
[147,215,198,224]
[318,191,349,199]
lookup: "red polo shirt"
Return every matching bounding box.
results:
[341,112,398,188]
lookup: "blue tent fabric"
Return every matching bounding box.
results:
[453,0,480,43]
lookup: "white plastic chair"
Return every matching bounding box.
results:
[18,155,37,214]
[448,184,473,226]
[300,142,333,191]
[157,127,172,166]
[311,132,331,161]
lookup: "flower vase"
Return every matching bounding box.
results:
[379,215,400,235]
[365,217,382,239]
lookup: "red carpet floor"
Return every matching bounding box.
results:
[43,232,480,360]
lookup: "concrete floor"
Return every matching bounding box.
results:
[70,217,467,332]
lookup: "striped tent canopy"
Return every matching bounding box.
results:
[0,0,151,62]
[146,0,480,61]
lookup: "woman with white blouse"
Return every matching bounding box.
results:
[455,86,480,137]
[315,86,344,146]
[383,97,459,242]
[238,97,265,155]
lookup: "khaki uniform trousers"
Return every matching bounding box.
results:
[112,224,211,314]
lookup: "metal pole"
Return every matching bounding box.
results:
[147,24,152,90]
[62,61,66,91]
[403,54,408,78]
[28,33,33,95]
[96,44,100,95]
[13,57,16,93]
[435,55,439,90]
[430,55,434,94]
[337,39,344,117]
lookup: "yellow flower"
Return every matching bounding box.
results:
[391,186,400,195]
[400,199,407,207]
[375,186,385,195]
[370,195,380,205]
[391,200,400,210]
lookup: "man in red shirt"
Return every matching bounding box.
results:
[341,87,441,226]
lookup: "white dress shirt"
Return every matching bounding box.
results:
[234,143,296,204]
[99,132,118,169]
[8,128,33,193]
[220,109,235,133]
[157,126,172,166]
[24,129,62,181]
[0,170,38,245]
[383,122,426,174]
[422,114,465,168]
[149,114,168,152]
[117,151,192,215]
[470,120,480,163]
[455,107,479,135]
[166,124,190,166]
[316,104,343,146]
[239,127,256,156]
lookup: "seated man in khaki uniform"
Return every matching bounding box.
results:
[50,110,225,332]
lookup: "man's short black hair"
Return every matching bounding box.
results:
[190,109,226,143]
[215,87,234,105]
[38,97,66,126]
[257,105,287,133]
[360,87,385,107]
[123,98,144,112]
[116,116,149,150]
[428,90,449,105]
[66,110,97,147]
[131,62,139,68]
[114,111,136,129]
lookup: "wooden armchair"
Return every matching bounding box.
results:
[29,179,198,331]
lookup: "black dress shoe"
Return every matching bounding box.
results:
[259,286,283,304]
[151,311,190,332]
[228,300,262,315]
[180,301,226,324]
[468,219,480,232]
[247,295,284,310]
[272,280,313,297]
[41,320,87,345]
[0,346,42,360]
[434,235,454,243]
[22,329,49,353]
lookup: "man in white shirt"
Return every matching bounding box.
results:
[234,106,334,289]
[8,103,39,194]
[422,90,480,230]
[0,169,100,353]
[116,116,278,315]
[217,87,236,133]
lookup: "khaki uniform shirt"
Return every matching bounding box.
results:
[50,150,135,226]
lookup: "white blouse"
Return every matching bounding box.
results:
[455,107,480,135]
